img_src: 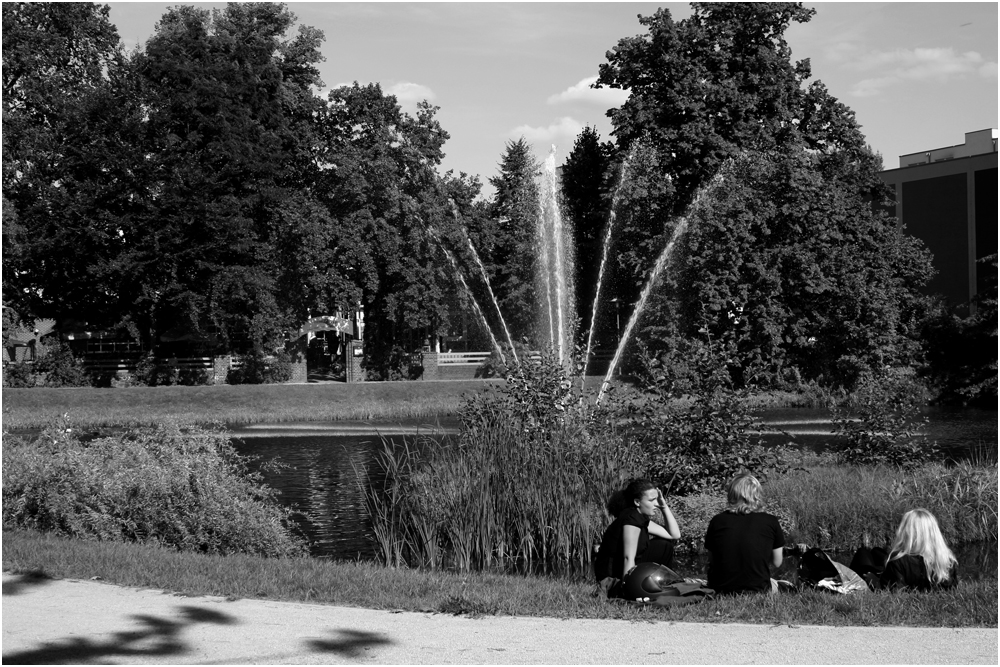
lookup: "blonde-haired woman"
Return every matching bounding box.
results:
[862,509,959,591]
[704,473,785,594]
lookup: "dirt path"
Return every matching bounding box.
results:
[2,573,996,665]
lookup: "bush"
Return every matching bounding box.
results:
[615,339,789,496]
[2,361,36,387]
[2,420,307,558]
[228,350,292,384]
[832,370,936,468]
[31,342,91,387]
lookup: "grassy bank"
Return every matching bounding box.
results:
[1,380,501,429]
[1,379,832,430]
[4,530,995,627]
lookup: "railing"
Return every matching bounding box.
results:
[437,352,491,365]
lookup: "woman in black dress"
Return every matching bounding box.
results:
[594,479,681,582]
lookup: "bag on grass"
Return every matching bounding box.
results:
[797,547,869,594]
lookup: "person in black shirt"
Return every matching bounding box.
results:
[594,479,681,582]
[852,508,959,591]
[704,473,785,594]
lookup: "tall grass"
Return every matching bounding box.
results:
[356,401,644,573]
[768,454,998,550]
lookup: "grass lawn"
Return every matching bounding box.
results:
[1,378,829,430]
[1,380,503,429]
[3,530,995,627]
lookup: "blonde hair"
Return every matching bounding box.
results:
[725,473,762,514]
[888,509,957,583]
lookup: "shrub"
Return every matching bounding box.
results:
[32,342,91,387]
[832,370,936,468]
[228,350,292,384]
[2,420,307,558]
[614,339,789,495]
[2,361,36,388]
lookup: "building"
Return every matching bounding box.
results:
[879,129,998,312]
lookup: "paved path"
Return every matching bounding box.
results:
[2,573,996,664]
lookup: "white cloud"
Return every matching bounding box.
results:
[547,76,629,107]
[386,82,437,111]
[317,81,436,113]
[847,47,997,96]
[509,117,585,147]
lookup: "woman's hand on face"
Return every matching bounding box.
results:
[656,489,668,508]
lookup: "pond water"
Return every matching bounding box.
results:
[230,406,997,579]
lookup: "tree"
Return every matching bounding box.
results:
[125,3,327,351]
[487,138,540,341]
[559,126,617,345]
[2,2,131,329]
[594,3,934,387]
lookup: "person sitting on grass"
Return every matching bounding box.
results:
[850,508,959,591]
[594,478,681,587]
[704,472,785,595]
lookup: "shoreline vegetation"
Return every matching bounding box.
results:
[1,379,838,430]
[3,530,996,628]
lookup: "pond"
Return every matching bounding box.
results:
[230,406,997,579]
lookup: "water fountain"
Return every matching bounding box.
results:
[595,171,725,405]
[537,146,575,365]
[427,227,507,366]
[582,153,631,376]
[450,203,519,366]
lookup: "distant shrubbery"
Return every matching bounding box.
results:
[2,421,306,558]
[227,350,293,384]
[2,342,92,388]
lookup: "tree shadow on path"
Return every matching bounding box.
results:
[2,571,54,596]
[2,605,236,665]
[307,628,393,658]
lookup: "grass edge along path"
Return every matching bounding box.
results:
[3,530,996,628]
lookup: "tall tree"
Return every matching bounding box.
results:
[594,3,934,386]
[559,126,616,344]
[2,2,130,328]
[487,138,540,341]
[126,3,326,351]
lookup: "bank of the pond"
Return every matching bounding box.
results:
[1,379,845,430]
[0,380,502,429]
[3,530,997,629]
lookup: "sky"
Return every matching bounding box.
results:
[108,2,999,198]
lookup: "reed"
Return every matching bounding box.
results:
[356,403,643,573]
[767,455,998,549]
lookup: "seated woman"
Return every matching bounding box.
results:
[852,508,958,591]
[594,479,681,584]
[704,473,785,595]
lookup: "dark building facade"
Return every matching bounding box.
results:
[879,129,997,312]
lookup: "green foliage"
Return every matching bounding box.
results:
[768,454,998,549]
[483,138,541,340]
[920,254,998,405]
[2,361,35,388]
[358,355,644,572]
[832,371,936,468]
[616,339,788,496]
[131,353,211,387]
[32,342,91,387]
[594,4,933,389]
[2,421,306,558]
[227,351,293,385]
